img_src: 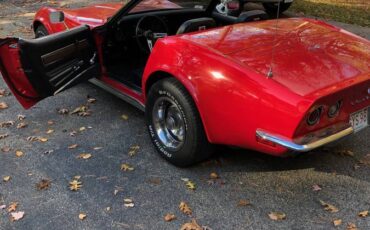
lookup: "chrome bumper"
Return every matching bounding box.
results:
[256,126,354,152]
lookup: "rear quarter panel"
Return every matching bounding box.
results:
[143,37,314,154]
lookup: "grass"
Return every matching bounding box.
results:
[290,0,370,27]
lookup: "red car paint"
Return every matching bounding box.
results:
[0,3,369,157]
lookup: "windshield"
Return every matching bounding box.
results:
[130,0,212,14]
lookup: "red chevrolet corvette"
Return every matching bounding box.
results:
[0,0,369,166]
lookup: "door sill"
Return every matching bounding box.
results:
[89,78,145,112]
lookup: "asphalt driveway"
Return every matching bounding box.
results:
[0,1,370,229]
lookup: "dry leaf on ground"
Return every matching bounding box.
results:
[15,151,24,157]
[128,145,140,157]
[358,210,369,217]
[179,201,192,216]
[320,200,339,213]
[79,213,87,220]
[268,212,286,221]
[185,181,196,190]
[164,213,176,222]
[36,179,51,190]
[180,219,202,230]
[333,219,342,226]
[68,144,78,149]
[0,205,5,210]
[124,199,134,208]
[3,176,11,182]
[209,172,219,179]
[77,153,92,160]
[121,114,129,120]
[237,199,250,207]
[10,211,25,222]
[17,115,26,121]
[87,98,97,104]
[0,102,8,109]
[347,223,358,230]
[58,108,69,114]
[7,202,18,212]
[121,163,134,171]
[0,134,9,140]
[69,179,82,191]
[0,121,14,128]
[17,123,27,129]
[46,129,54,134]
[312,184,322,191]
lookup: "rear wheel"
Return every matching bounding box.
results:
[35,24,49,38]
[262,2,292,14]
[146,78,213,167]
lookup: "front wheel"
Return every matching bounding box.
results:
[262,2,292,14]
[146,78,213,167]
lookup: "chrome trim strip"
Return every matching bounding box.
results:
[89,78,145,112]
[256,126,354,152]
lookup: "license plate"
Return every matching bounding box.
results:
[350,107,369,132]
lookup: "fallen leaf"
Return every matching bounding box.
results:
[237,199,250,207]
[106,207,111,211]
[70,131,77,136]
[58,108,69,114]
[0,134,9,140]
[124,199,134,208]
[15,151,24,157]
[46,129,54,134]
[0,102,8,109]
[79,213,87,220]
[0,205,5,210]
[79,127,86,132]
[347,223,358,230]
[121,114,129,120]
[180,219,202,230]
[209,172,219,179]
[17,115,26,121]
[3,176,11,182]
[1,146,11,152]
[120,163,134,171]
[320,200,339,213]
[93,147,102,150]
[78,111,91,117]
[0,89,10,97]
[179,201,192,216]
[7,202,18,212]
[26,136,48,142]
[71,106,88,114]
[77,153,92,160]
[87,98,97,104]
[268,212,286,221]
[10,211,25,221]
[358,210,369,217]
[0,121,14,128]
[16,122,27,129]
[68,144,78,149]
[47,120,54,125]
[164,213,176,222]
[38,137,48,142]
[185,181,196,190]
[69,179,82,191]
[74,175,81,180]
[36,179,51,190]
[333,219,342,226]
[312,184,322,191]
[128,145,140,157]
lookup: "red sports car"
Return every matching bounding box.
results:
[0,0,369,166]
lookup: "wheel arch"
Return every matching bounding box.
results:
[144,70,213,143]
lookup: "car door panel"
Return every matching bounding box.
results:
[0,25,100,109]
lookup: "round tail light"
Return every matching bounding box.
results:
[328,101,342,118]
[307,107,322,126]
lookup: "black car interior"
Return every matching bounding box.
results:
[102,1,269,92]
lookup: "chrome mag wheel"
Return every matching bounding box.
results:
[152,97,185,151]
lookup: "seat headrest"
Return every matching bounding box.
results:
[176,18,216,35]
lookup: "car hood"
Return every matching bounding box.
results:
[180,18,370,96]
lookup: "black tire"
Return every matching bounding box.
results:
[35,24,49,38]
[262,2,292,14]
[146,78,213,167]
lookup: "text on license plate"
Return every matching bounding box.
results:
[350,107,369,132]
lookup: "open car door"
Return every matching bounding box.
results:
[0,25,99,109]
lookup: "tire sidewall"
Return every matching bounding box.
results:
[146,80,198,165]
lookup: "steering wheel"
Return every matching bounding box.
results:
[135,15,169,54]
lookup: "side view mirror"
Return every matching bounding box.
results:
[50,11,65,24]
